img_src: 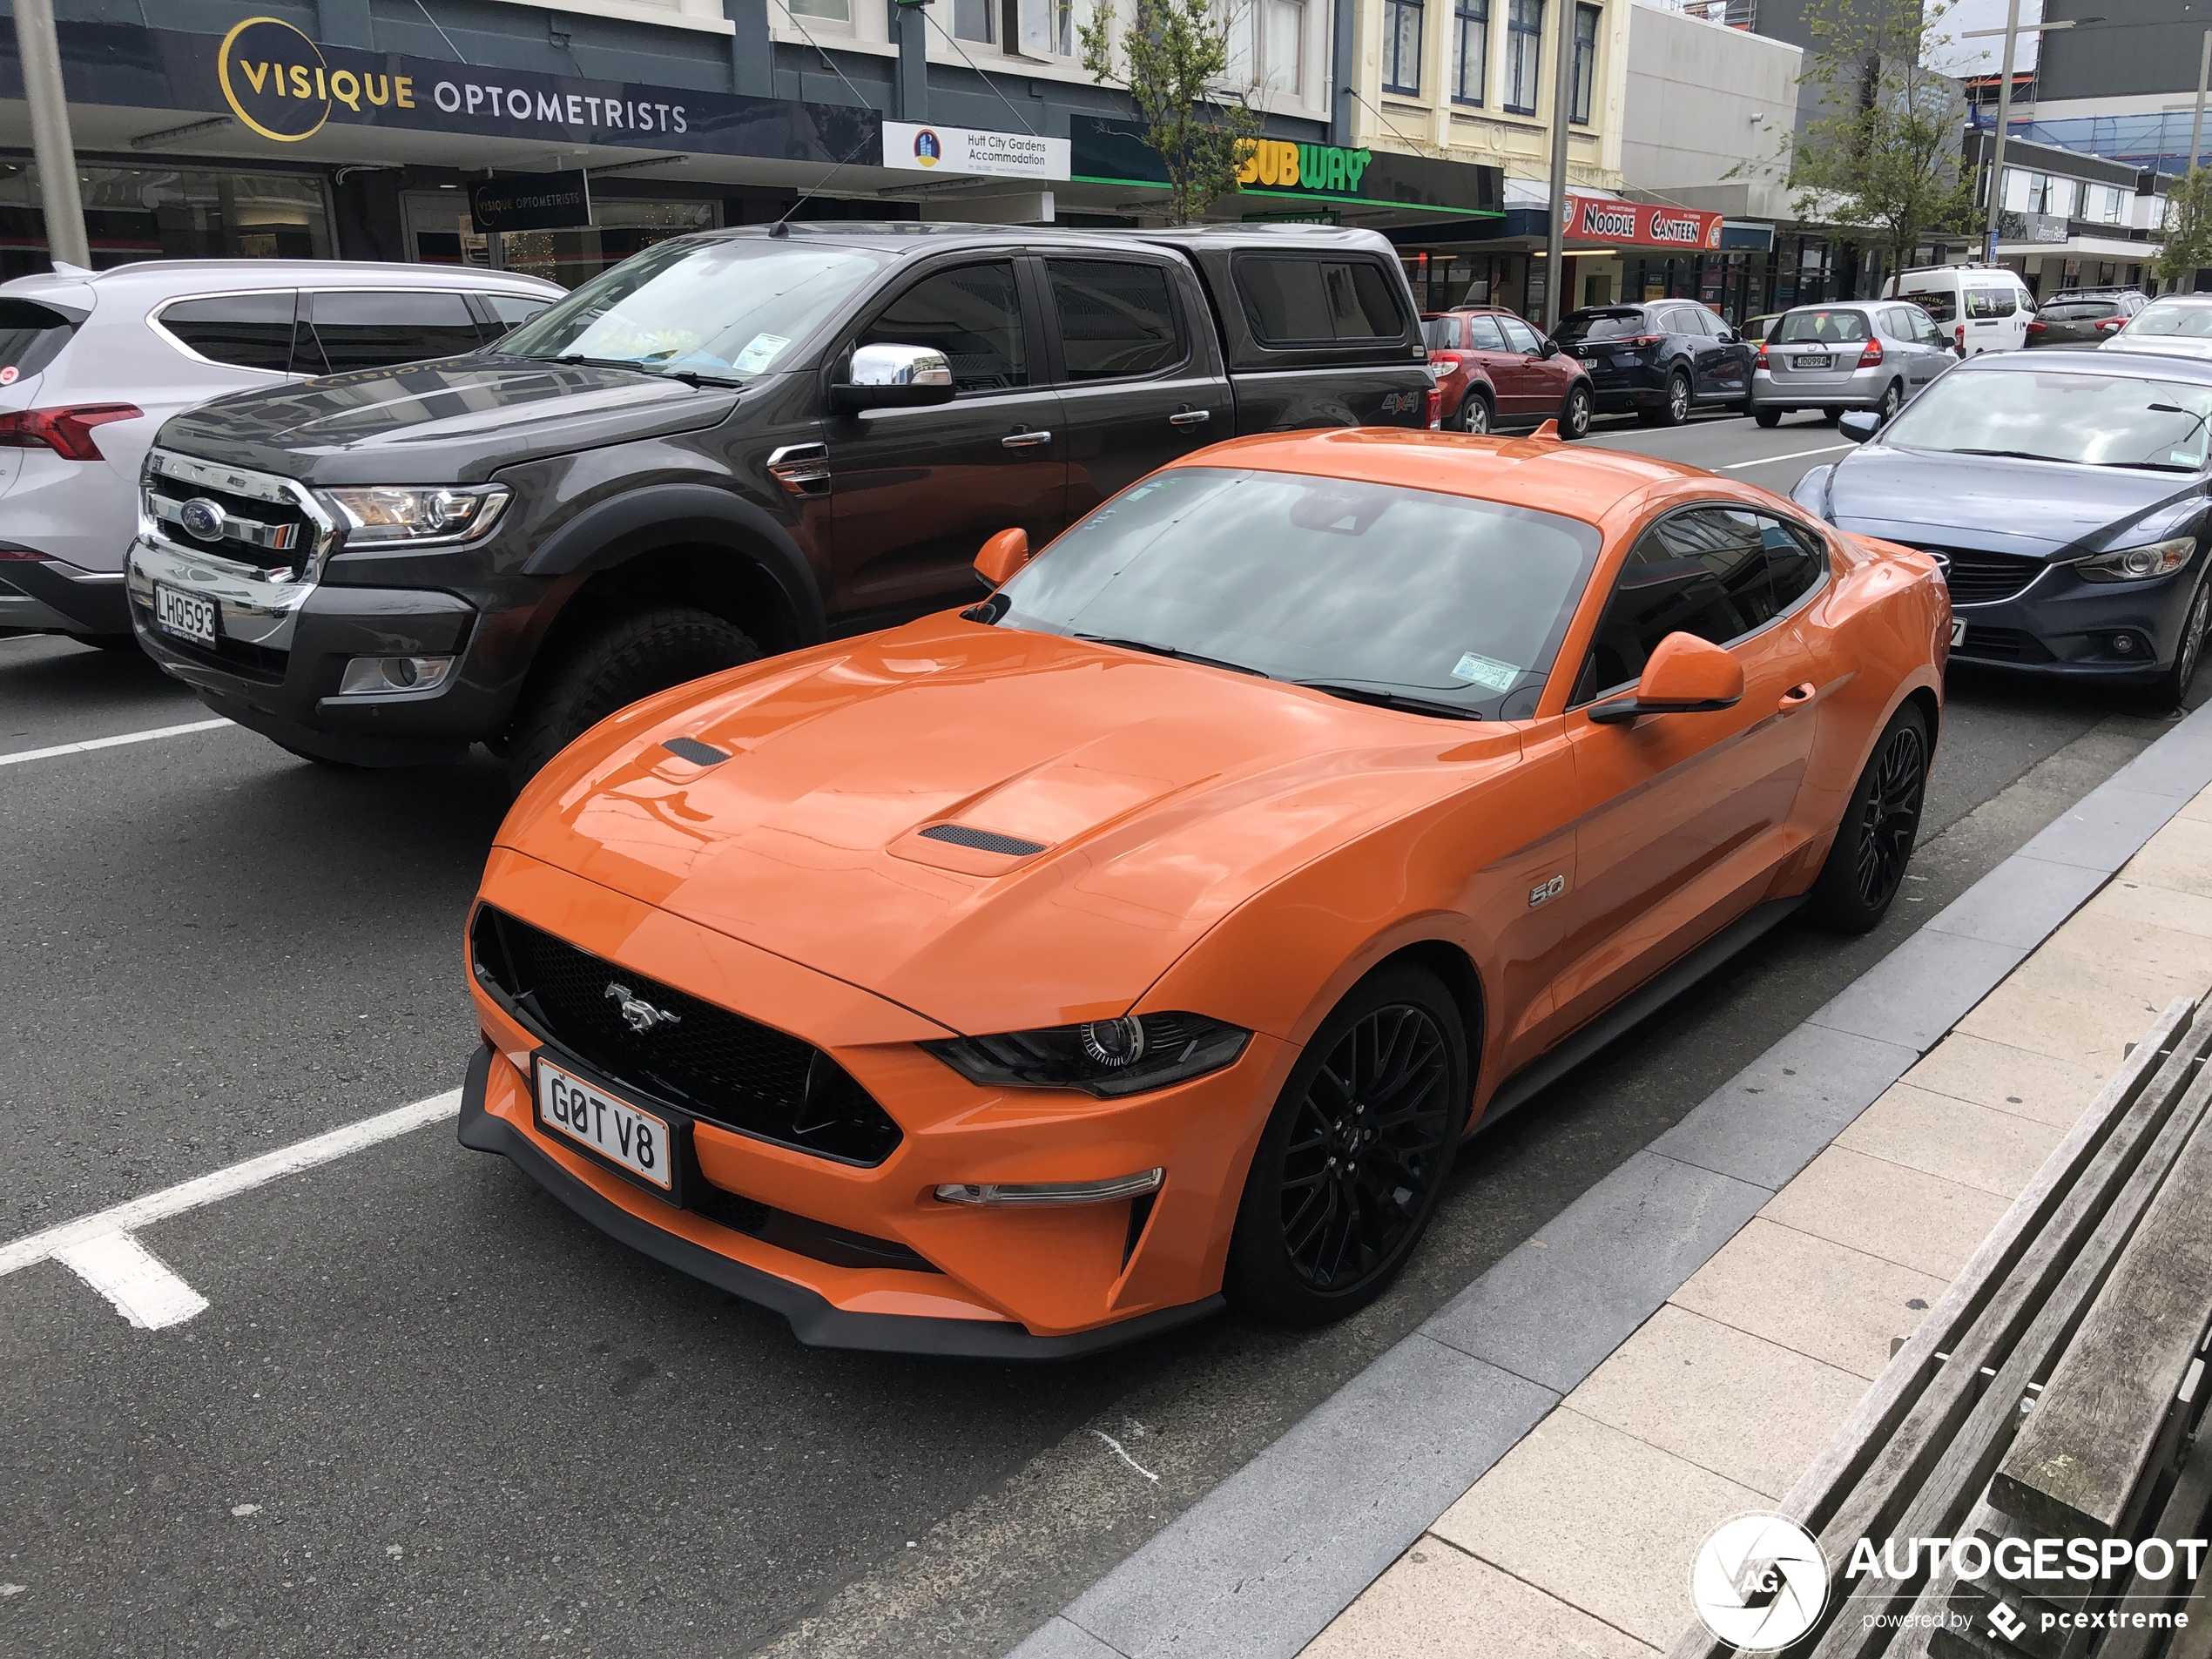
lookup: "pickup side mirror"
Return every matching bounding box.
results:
[974,527,1031,589]
[1588,632,1745,725]
[833,343,956,412]
[1838,409,1884,443]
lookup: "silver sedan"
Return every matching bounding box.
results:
[1751,301,1956,428]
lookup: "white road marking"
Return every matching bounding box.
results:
[1,1089,462,1326]
[1718,444,1852,470]
[0,717,233,768]
[52,1232,209,1330]
[1090,1428,1160,1482]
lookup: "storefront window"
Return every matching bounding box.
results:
[0,162,332,280]
[491,199,722,291]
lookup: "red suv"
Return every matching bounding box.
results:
[1421,308,1595,439]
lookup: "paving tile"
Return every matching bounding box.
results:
[1953,954,2189,1073]
[1807,929,2027,1054]
[2035,905,2212,995]
[2115,813,2212,899]
[1921,855,2106,951]
[1835,1082,2067,1199]
[2087,876,2212,943]
[1301,1541,1656,1658]
[1062,1336,1556,1659]
[1433,1407,1764,1649]
[1669,1217,1946,1380]
[2178,786,2212,825]
[1648,1024,1917,1192]
[1422,1151,1770,1394]
[2016,785,2191,873]
[1564,1305,1869,1500]
[1006,1616,1128,1659]
[1757,1145,2013,1281]
[2101,718,2212,801]
[1901,1033,2111,1129]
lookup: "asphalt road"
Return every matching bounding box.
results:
[2,407,2198,1659]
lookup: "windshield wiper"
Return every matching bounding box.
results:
[1294,683,1484,720]
[2090,459,2202,472]
[1947,448,2074,463]
[1073,634,1270,677]
[506,353,739,387]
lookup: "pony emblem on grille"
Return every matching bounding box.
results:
[604,981,682,1034]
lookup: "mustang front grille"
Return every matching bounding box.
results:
[470,906,903,1167]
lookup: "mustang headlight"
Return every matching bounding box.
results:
[2074,535,2195,583]
[320,482,510,547]
[924,1012,1251,1098]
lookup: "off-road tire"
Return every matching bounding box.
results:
[504,605,761,793]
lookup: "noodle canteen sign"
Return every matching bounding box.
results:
[1564,193,1725,250]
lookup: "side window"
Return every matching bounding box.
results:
[1463,314,1508,350]
[1910,308,1946,347]
[1965,289,2018,320]
[1499,316,1545,354]
[1574,508,1795,702]
[1237,256,1409,344]
[310,291,484,372]
[158,293,300,373]
[480,293,552,340]
[1761,516,1829,613]
[858,261,1028,393]
[1048,260,1184,381]
[1910,289,1956,324]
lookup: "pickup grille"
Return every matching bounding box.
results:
[143,449,323,575]
[470,906,903,1167]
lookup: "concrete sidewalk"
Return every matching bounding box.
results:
[1009,699,2212,1659]
[1303,790,2212,1656]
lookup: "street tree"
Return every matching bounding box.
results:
[2154,167,2212,288]
[1079,0,1262,226]
[1768,0,1978,291]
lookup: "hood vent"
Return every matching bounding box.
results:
[918,823,1048,857]
[661,737,731,765]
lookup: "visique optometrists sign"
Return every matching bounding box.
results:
[0,17,878,167]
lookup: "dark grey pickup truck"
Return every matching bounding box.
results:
[125,222,1434,786]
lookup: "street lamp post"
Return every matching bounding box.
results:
[1543,0,1576,330]
[10,0,89,270]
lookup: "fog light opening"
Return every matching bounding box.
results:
[2110,634,2140,657]
[337,654,455,696]
[934,1169,1164,1207]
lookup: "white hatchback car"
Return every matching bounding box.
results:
[0,260,563,645]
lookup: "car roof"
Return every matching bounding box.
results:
[1960,345,2212,386]
[683,221,1399,259]
[1779,300,1883,312]
[1170,427,1726,525]
[0,260,563,304]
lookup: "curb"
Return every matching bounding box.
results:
[1008,696,2212,1659]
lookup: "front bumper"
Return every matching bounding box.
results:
[1948,558,2202,681]
[126,533,512,765]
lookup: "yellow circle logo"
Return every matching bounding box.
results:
[219,17,332,143]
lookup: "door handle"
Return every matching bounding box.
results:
[1777,681,1817,713]
[1169,408,1211,427]
[1001,429,1052,448]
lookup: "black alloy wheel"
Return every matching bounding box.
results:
[2156,573,2212,706]
[1559,381,1594,441]
[1877,381,1903,422]
[1225,968,1467,1325]
[1808,703,1929,933]
[1459,392,1493,435]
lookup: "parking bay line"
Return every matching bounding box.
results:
[1717,443,1851,471]
[1,1089,461,1329]
[0,717,233,768]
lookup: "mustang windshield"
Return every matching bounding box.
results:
[1878,371,2212,472]
[994,468,1603,720]
[493,236,886,381]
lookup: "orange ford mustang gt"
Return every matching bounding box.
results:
[458,428,1948,1358]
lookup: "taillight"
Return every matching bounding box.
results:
[1755,346,1770,369]
[1626,334,1664,347]
[2027,320,2046,334]
[1425,388,1442,430]
[1954,323,1967,354]
[0,403,143,461]
[2098,318,2124,332]
[1431,352,1463,374]
[1857,341,1883,368]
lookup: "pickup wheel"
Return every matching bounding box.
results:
[505,605,761,792]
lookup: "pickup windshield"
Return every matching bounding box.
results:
[493,235,887,381]
[1880,370,2212,471]
[992,468,1603,720]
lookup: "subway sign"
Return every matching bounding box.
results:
[1237,139,1372,196]
[1565,193,1725,250]
[1075,116,1501,219]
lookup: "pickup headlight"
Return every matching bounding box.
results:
[2074,535,2195,583]
[924,1012,1251,1098]
[320,483,510,547]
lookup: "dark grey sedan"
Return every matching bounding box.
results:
[1791,349,2212,702]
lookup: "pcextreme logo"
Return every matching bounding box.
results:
[218,16,418,143]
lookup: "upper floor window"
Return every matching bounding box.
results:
[954,0,994,44]
[1569,3,1599,125]
[1383,0,1425,96]
[1453,0,1488,105]
[1504,0,1542,116]
[1226,0,1307,93]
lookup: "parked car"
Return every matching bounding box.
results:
[1793,348,2212,702]
[1421,307,1594,437]
[124,224,1436,786]
[1741,314,1784,346]
[2027,290,2144,347]
[2047,286,2148,316]
[2098,293,2212,361]
[458,425,1947,1354]
[1750,301,1955,428]
[1884,263,2035,356]
[0,260,562,647]
[1551,300,1755,426]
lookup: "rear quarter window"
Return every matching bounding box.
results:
[158,292,303,373]
[0,299,78,378]
[1234,255,1410,345]
[1554,311,1649,344]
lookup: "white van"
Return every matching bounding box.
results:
[1884,263,2035,356]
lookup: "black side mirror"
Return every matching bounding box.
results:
[1718,331,1740,345]
[1539,338,1561,359]
[1838,410,1883,443]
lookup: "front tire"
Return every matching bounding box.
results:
[1806,704,1930,934]
[505,604,761,793]
[1876,381,1903,422]
[1224,968,1468,1326]
[1753,408,1782,428]
[2155,571,2212,707]
[1558,381,1594,440]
